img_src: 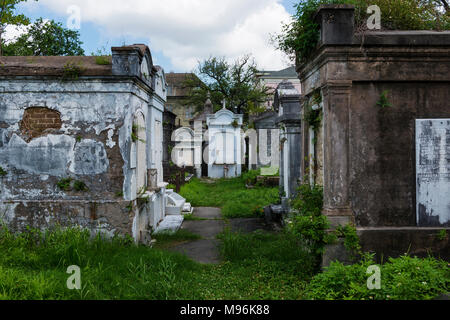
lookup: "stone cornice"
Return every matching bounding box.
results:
[297,44,450,96]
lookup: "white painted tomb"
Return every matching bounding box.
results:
[206,104,243,178]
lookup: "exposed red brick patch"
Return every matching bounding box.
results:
[19,107,62,142]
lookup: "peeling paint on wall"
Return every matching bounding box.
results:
[0,45,169,241]
[1,134,76,175]
[416,119,450,227]
[69,139,109,175]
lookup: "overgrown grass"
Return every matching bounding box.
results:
[305,254,450,300]
[152,229,203,249]
[178,177,279,219]
[183,214,209,221]
[0,226,310,300]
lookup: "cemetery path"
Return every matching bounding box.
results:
[169,207,271,264]
[169,207,224,264]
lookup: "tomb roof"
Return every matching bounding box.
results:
[0,44,154,77]
[0,55,113,77]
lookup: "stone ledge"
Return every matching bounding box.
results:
[353,31,450,47]
[357,227,450,262]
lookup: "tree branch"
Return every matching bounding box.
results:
[441,0,450,13]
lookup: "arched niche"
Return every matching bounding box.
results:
[133,110,147,194]
[172,127,194,167]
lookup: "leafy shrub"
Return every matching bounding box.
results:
[304,103,323,131]
[335,223,362,257]
[437,229,448,241]
[57,177,73,191]
[377,90,392,109]
[57,178,88,192]
[288,183,365,264]
[73,180,89,192]
[287,183,333,268]
[95,56,111,65]
[305,254,450,300]
[242,169,261,185]
[0,167,7,176]
[62,61,84,80]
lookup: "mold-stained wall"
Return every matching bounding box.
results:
[0,45,169,242]
[296,5,450,262]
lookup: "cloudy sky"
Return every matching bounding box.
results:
[8,0,298,73]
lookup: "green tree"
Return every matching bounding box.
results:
[4,18,84,56]
[184,55,270,119]
[276,0,450,63]
[0,0,36,56]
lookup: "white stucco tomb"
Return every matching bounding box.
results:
[206,104,243,178]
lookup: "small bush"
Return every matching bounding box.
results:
[62,61,84,80]
[57,178,73,191]
[305,254,450,300]
[437,229,448,241]
[0,167,7,176]
[242,169,261,185]
[287,183,334,269]
[95,56,111,65]
[335,223,362,257]
[91,47,112,65]
[377,90,392,109]
[115,191,124,198]
[57,178,88,192]
[73,180,89,192]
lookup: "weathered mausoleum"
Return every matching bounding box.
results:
[0,44,178,243]
[297,5,450,263]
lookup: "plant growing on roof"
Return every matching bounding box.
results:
[62,61,84,81]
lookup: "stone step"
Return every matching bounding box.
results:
[165,191,187,216]
[182,202,193,214]
[153,215,184,234]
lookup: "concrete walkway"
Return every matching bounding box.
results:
[169,208,223,264]
[169,207,272,264]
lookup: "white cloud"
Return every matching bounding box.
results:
[3,19,51,44]
[24,0,292,71]
[3,25,29,43]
